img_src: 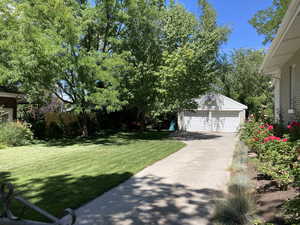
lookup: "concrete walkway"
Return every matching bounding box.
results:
[64,133,237,225]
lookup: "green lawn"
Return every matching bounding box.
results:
[0,131,185,220]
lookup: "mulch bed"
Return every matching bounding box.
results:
[248,158,299,225]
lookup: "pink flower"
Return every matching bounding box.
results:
[259,125,264,129]
[282,138,288,142]
[289,121,300,129]
[268,125,274,131]
[264,136,281,142]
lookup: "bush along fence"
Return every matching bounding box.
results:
[240,117,300,224]
[212,141,256,225]
[0,121,33,149]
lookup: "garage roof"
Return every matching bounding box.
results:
[194,94,248,111]
[261,0,300,75]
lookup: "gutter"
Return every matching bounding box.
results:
[261,0,300,74]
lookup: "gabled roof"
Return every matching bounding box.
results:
[194,93,248,111]
[262,0,300,75]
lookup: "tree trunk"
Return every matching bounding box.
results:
[80,111,89,137]
[136,108,146,130]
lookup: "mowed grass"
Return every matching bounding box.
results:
[0,131,185,220]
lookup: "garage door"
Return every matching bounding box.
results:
[183,111,210,132]
[183,111,240,132]
[211,111,240,132]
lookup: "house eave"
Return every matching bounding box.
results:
[0,92,21,98]
[261,0,300,74]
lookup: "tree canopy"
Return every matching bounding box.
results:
[216,49,273,120]
[0,0,228,131]
[249,0,292,45]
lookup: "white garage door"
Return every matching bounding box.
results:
[211,111,240,132]
[183,111,240,132]
[183,111,210,132]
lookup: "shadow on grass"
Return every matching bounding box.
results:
[7,172,134,222]
[0,171,16,184]
[45,131,172,148]
[5,172,223,225]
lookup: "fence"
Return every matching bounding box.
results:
[0,183,76,225]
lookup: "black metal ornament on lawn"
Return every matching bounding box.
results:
[0,182,76,225]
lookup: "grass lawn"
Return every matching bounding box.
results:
[0,131,185,221]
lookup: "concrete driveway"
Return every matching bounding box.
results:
[64,132,237,225]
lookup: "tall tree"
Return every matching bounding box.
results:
[216,49,273,120]
[249,0,292,45]
[120,0,229,119]
[0,0,229,130]
[0,0,127,135]
[153,0,228,115]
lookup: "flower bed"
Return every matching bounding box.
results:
[240,118,300,224]
[241,119,300,188]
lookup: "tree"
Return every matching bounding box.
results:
[249,0,292,45]
[120,0,229,120]
[0,0,229,132]
[0,0,127,136]
[216,49,273,120]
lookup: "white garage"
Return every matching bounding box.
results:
[178,94,248,133]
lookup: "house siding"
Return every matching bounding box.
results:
[281,49,300,123]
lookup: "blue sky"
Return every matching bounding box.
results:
[178,0,272,53]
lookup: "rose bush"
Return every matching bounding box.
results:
[287,120,300,142]
[240,119,300,188]
[259,140,296,188]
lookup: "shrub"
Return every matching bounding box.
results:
[213,142,255,225]
[0,143,7,149]
[0,121,33,146]
[240,119,300,188]
[283,196,300,224]
[240,120,273,154]
[258,140,297,188]
[213,192,255,225]
[287,121,300,142]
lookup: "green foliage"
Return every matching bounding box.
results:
[0,0,128,136]
[0,143,7,149]
[0,121,33,146]
[240,120,272,154]
[213,192,255,225]
[240,119,300,188]
[249,0,292,45]
[283,196,300,224]
[259,140,296,187]
[120,0,229,119]
[0,0,229,130]
[287,121,300,142]
[216,49,273,120]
